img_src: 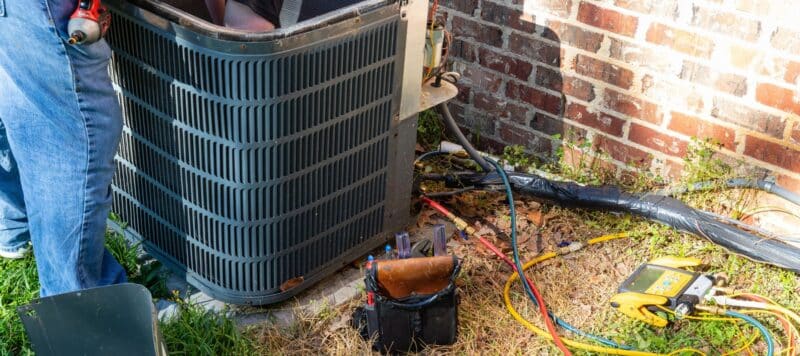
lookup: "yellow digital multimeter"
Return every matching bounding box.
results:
[610,257,714,327]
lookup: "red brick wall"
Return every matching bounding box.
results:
[438,0,800,190]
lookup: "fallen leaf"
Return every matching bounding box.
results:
[527,210,543,226]
[279,276,304,292]
[416,209,439,227]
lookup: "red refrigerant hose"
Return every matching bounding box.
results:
[420,196,573,355]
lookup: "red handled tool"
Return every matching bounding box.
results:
[68,0,111,45]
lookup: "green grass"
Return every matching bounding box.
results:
[160,298,256,355]
[0,254,37,355]
[0,228,254,355]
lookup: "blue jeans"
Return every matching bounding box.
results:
[0,0,126,296]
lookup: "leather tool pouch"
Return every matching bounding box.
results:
[356,256,460,353]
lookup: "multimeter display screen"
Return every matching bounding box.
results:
[624,265,694,297]
[627,266,664,293]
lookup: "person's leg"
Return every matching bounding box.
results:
[0,0,126,296]
[0,118,30,259]
[224,1,276,31]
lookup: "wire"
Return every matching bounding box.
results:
[502,253,707,356]
[710,295,800,326]
[437,103,491,171]
[439,159,571,355]
[738,294,797,356]
[740,206,800,224]
[425,0,440,80]
[701,211,800,244]
[721,332,759,356]
[653,305,739,322]
[414,150,449,165]
[420,197,633,352]
[659,178,800,208]
[725,310,775,356]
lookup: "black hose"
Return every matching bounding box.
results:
[436,103,492,172]
[457,171,800,273]
[432,101,800,272]
[661,178,800,207]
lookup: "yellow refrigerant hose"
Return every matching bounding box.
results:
[501,233,709,356]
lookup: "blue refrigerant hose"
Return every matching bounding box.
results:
[485,157,633,350]
[725,310,774,356]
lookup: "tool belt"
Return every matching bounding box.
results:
[353,255,460,353]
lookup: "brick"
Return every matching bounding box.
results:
[506,82,563,115]
[640,75,704,113]
[474,92,529,123]
[543,20,605,53]
[451,16,503,48]
[629,123,688,157]
[614,0,677,17]
[777,174,800,193]
[756,56,789,81]
[771,27,800,55]
[565,103,625,136]
[508,33,562,67]
[450,38,477,63]
[593,134,650,165]
[646,23,715,59]
[535,66,596,102]
[478,47,533,80]
[668,112,736,149]
[662,159,685,180]
[711,97,785,138]
[680,61,747,97]
[601,88,663,124]
[531,112,589,141]
[498,121,552,153]
[481,1,535,33]
[791,121,800,145]
[512,0,572,18]
[572,54,634,89]
[455,82,471,103]
[432,9,448,24]
[691,5,761,42]
[530,112,568,136]
[786,61,800,85]
[609,38,681,75]
[756,83,800,116]
[744,135,800,172]
[462,67,503,92]
[577,2,638,37]
[439,0,479,15]
[728,44,759,71]
[452,104,497,137]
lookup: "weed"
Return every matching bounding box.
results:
[502,144,533,170]
[682,138,732,185]
[417,109,445,150]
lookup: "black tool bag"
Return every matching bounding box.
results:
[352,256,460,353]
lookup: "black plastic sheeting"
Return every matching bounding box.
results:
[455,171,800,273]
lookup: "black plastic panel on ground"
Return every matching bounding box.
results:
[106,2,401,303]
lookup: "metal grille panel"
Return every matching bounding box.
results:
[106,1,402,304]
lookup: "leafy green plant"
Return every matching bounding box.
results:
[502,144,532,170]
[682,138,732,184]
[417,109,445,150]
